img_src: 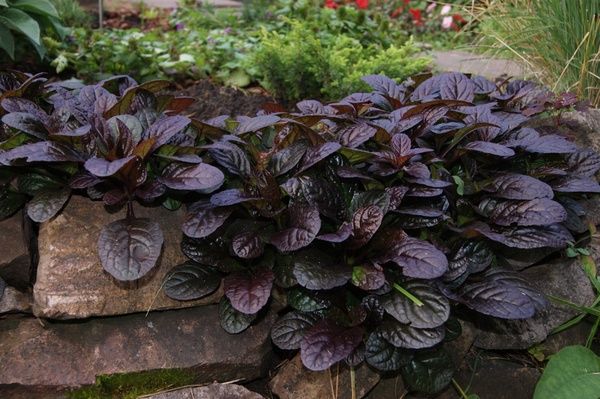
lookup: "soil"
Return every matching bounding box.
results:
[174,78,277,120]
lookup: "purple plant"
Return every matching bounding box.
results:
[164,72,600,393]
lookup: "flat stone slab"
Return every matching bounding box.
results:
[0,212,28,268]
[33,196,221,319]
[0,305,275,389]
[270,355,380,399]
[432,50,528,80]
[145,383,263,399]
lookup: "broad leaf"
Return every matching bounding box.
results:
[219,296,256,334]
[271,311,321,350]
[26,188,69,223]
[271,205,321,252]
[380,322,445,349]
[365,332,413,371]
[457,269,546,319]
[182,204,231,238]
[401,349,454,394]
[293,250,351,290]
[534,345,600,399]
[223,269,274,314]
[98,218,164,281]
[379,237,448,279]
[164,262,221,301]
[300,320,363,371]
[383,281,450,328]
[159,163,224,193]
[487,173,553,200]
[485,198,567,226]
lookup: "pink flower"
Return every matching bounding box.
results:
[441,15,453,29]
[426,3,436,13]
[440,4,452,15]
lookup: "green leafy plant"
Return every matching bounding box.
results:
[534,345,600,399]
[477,0,600,106]
[254,21,429,101]
[50,0,90,28]
[0,0,66,60]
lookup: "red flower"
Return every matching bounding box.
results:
[409,8,423,25]
[324,0,338,8]
[355,0,369,9]
[390,6,404,18]
[404,0,410,4]
[452,14,466,23]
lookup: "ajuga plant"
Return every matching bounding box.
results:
[0,74,224,282]
[164,72,600,394]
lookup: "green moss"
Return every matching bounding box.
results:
[67,369,198,399]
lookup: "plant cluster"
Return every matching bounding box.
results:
[0,73,224,282]
[158,72,600,393]
[1,71,598,394]
[0,0,66,61]
[253,22,428,102]
[477,0,600,106]
[43,0,429,101]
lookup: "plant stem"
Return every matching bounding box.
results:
[393,283,424,306]
[452,379,470,399]
[350,367,356,399]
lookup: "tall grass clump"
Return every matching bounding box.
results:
[477,0,599,106]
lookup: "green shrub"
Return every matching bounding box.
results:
[477,0,600,106]
[253,21,429,101]
[50,0,90,28]
[0,0,66,60]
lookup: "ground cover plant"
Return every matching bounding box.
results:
[159,72,600,394]
[477,0,600,106]
[0,72,224,282]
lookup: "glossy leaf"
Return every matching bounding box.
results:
[271,311,321,350]
[300,320,363,371]
[164,262,221,301]
[219,296,256,334]
[223,269,274,314]
[98,218,164,281]
[383,281,450,328]
[365,332,413,371]
[159,163,224,193]
[26,188,70,223]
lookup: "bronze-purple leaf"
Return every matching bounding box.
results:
[159,163,224,193]
[297,142,341,174]
[182,205,232,238]
[98,218,164,281]
[300,320,364,371]
[271,205,321,252]
[487,174,554,200]
[231,231,264,259]
[223,269,274,314]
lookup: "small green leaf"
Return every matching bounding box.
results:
[452,175,464,196]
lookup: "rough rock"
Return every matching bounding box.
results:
[366,376,407,399]
[33,196,221,319]
[143,383,263,399]
[270,355,380,399]
[0,304,275,390]
[438,357,540,399]
[0,212,31,289]
[562,109,600,154]
[475,259,595,350]
[0,286,31,314]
